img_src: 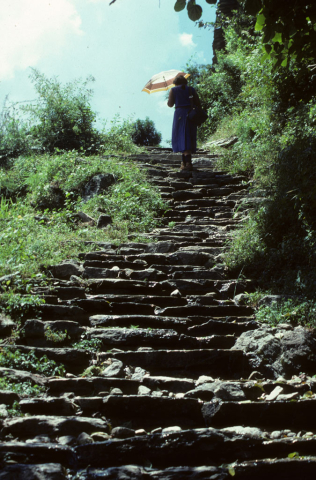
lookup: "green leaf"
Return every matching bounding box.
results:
[255,13,265,31]
[272,32,283,43]
[228,467,236,477]
[187,1,203,21]
[174,0,186,12]
[244,0,262,16]
[288,452,299,459]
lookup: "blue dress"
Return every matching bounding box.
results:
[171,85,197,153]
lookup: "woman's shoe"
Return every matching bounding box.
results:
[180,161,186,170]
[184,162,193,171]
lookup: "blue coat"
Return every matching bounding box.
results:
[170,85,197,153]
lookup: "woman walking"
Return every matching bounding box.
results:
[167,75,201,171]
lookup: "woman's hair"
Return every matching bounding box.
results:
[173,75,188,86]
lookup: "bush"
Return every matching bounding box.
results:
[131,117,162,146]
[22,69,101,153]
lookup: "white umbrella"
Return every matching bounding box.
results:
[142,70,190,94]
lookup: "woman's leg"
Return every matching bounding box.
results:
[182,150,192,170]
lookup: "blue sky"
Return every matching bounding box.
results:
[0,0,216,145]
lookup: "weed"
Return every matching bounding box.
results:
[255,298,316,328]
[44,325,69,343]
[0,347,66,377]
[72,337,103,352]
[0,377,46,397]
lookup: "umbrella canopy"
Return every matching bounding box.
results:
[142,70,190,94]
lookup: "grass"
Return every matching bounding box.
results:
[0,151,167,280]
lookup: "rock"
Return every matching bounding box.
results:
[162,426,182,434]
[19,397,78,416]
[234,326,316,378]
[77,432,94,445]
[111,426,135,439]
[0,367,46,386]
[248,371,265,381]
[151,427,162,434]
[0,404,8,418]
[234,293,248,305]
[138,385,151,395]
[76,211,96,225]
[221,425,263,439]
[277,392,299,401]
[82,173,116,201]
[270,430,283,439]
[23,319,83,340]
[214,382,246,401]
[97,215,113,229]
[135,429,147,436]
[36,184,65,210]
[0,314,16,337]
[101,359,124,378]
[91,432,110,442]
[170,289,182,297]
[0,390,20,406]
[47,262,83,280]
[110,388,123,395]
[58,435,77,445]
[0,463,67,480]
[265,386,284,401]
[196,375,215,386]
[184,384,215,401]
[2,416,110,439]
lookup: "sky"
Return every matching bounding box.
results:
[0,0,216,145]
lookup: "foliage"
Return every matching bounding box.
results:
[101,115,140,154]
[0,289,45,321]
[0,97,32,160]
[242,0,316,66]
[0,151,166,278]
[0,377,46,397]
[44,326,69,343]
[131,117,162,146]
[189,10,316,300]
[72,336,103,352]
[255,298,316,329]
[174,0,217,21]
[0,348,66,377]
[22,69,101,153]
[174,0,316,66]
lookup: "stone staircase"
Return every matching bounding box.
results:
[1,148,316,479]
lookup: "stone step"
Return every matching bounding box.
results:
[86,327,234,350]
[97,349,250,379]
[89,314,192,331]
[74,429,316,469]
[156,305,254,318]
[202,398,316,430]
[8,346,90,375]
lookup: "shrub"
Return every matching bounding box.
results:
[131,117,162,146]
[21,69,101,153]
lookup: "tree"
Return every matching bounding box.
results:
[174,1,316,66]
[23,69,100,153]
[131,118,162,146]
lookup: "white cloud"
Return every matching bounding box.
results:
[179,33,197,48]
[0,0,83,80]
